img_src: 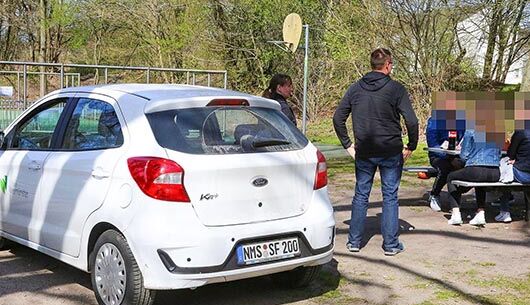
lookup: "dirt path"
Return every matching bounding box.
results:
[1,172,529,305]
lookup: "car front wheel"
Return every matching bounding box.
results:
[90,230,156,305]
[272,265,322,288]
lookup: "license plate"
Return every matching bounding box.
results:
[236,237,300,265]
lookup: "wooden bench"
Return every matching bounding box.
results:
[451,180,530,221]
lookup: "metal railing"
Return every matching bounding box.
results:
[0,70,81,101]
[0,61,228,129]
[0,61,228,103]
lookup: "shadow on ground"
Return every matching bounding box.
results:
[0,243,93,303]
[154,259,341,305]
[0,242,343,305]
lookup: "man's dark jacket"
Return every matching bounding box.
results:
[333,71,419,159]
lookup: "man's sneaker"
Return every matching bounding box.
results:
[346,243,360,252]
[495,211,512,223]
[469,211,486,226]
[384,242,405,256]
[448,212,463,225]
[491,195,515,207]
[429,195,442,212]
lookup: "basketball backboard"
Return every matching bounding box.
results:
[283,13,302,53]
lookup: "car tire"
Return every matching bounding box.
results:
[90,230,156,305]
[272,265,321,288]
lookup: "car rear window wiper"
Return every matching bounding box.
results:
[252,137,291,148]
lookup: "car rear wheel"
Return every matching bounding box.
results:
[90,230,156,305]
[272,265,321,288]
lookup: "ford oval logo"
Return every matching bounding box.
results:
[252,177,268,187]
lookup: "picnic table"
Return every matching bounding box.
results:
[424,147,507,155]
[424,147,461,155]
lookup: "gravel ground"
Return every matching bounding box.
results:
[1,169,529,305]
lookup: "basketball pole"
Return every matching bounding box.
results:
[301,24,309,134]
[267,14,308,134]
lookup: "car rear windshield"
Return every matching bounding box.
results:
[146,107,308,154]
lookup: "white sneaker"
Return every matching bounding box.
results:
[429,195,442,212]
[469,211,486,226]
[495,211,512,223]
[448,212,463,225]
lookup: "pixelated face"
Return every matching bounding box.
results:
[514,93,530,130]
[431,92,530,147]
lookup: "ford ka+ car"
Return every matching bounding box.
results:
[0,84,335,305]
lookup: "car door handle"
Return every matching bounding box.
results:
[28,162,42,171]
[91,168,110,179]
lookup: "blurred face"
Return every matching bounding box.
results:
[276,81,293,99]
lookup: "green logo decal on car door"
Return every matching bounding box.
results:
[0,176,7,193]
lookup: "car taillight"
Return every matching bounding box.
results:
[207,99,249,106]
[314,150,328,190]
[127,157,190,202]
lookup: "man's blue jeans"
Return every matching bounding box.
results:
[348,153,403,251]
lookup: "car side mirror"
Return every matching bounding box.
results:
[0,131,4,149]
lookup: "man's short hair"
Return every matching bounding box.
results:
[370,48,392,70]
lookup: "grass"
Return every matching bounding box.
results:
[327,158,355,178]
[470,274,530,293]
[306,117,345,146]
[414,273,530,305]
[476,262,496,267]
[315,270,367,304]
[326,144,432,191]
[306,117,429,165]
[472,275,530,305]
[409,280,434,289]
[434,289,461,300]
[415,301,437,305]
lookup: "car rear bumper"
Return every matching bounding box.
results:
[147,245,334,290]
[124,187,335,290]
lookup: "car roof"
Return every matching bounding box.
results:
[54,84,281,112]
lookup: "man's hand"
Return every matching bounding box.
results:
[402,146,413,162]
[508,159,515,165]
[346,144,356,160]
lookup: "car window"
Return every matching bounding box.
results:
[10,99,68,150]
[147,107,308,154]
[61,98,123,150]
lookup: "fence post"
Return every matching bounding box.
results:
[147,68,150,84]
[104,68,108,84]
[17,71,20,101]
[224,72,228,89]
[60,64,64,88]
[23,64,27,107]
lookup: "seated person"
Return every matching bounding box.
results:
[446,129,501,226]
[495,129,530,222]
[426,116,465,211]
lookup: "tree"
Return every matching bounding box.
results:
[522,56,530,91]
[484,0,529,84]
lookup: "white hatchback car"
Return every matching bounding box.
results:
[0,84,335,305]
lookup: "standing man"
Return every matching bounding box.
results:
[333,48,418,256]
